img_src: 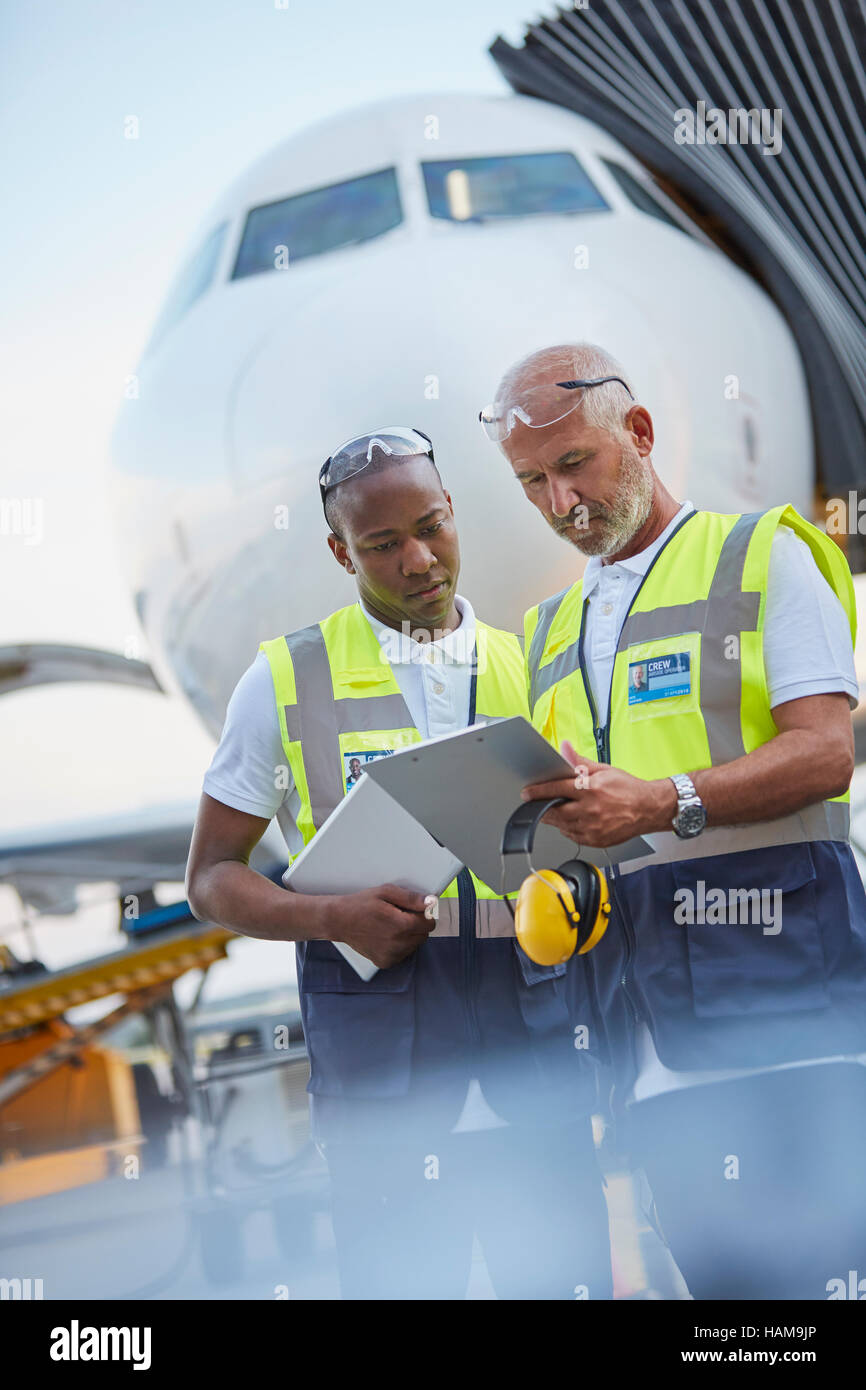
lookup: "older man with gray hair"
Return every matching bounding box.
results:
[480,341,866,1299]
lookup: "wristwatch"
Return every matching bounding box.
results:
[669,773,707,839]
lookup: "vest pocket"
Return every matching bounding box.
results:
[671,845,830,1019]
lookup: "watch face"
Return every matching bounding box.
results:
[678,803,706,836]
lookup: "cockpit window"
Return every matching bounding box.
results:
[599,160,685,231]
[421,152,609,221]
[145,221,228,354]
[231,167,403,279]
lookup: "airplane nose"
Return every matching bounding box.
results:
[227,228,665,491]
[218,227,682,649]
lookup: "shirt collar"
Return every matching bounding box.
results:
[359,593,476,666]
[582,500,695,599]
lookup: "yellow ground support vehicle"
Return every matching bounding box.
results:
[0,924,231,1206]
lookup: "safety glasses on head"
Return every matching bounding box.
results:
[319,427,434,515]
[478,376,634,443]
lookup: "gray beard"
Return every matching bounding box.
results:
[559,448,654,557]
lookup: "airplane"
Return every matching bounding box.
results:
[0,87,858,1294]
[107,91,815,742]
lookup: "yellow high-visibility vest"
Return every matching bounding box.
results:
[259,602,529,937]
[524,504,855,865]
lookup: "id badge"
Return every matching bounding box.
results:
[628,652,691,705]
[343,748,394,793]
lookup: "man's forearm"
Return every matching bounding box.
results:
[187,859,333,942]
[644,729,851,833]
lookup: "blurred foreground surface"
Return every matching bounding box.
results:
[0,1110,686,1300]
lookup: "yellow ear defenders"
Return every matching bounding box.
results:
[500,798,611,965]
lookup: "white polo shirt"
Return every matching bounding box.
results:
[576,501,862,1101]
[203,593,508,1132]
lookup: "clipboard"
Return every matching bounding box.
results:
[364,715,655,893]
[283,774,462,979]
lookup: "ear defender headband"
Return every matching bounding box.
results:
[501,798,612,965]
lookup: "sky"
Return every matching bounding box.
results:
[0,0,542,987]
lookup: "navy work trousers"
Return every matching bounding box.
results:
[323,1117,612,1300]
[627,1061,866,1299]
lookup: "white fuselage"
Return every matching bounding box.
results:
[110,93,812,739]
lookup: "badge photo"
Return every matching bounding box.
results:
[628,651,691,705]
[343,748,394,793]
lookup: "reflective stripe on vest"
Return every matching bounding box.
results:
[525,505,855,870]
[261,604,528,937]
[283,624,414,831]
[617,511,762,764]
[616,800,851,876]
[529,511,763,755]
[527,585,570,710]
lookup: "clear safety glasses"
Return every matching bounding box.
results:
[319,426,435,514]
[478,376,634,443]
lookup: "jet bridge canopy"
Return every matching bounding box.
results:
[490,1,866,556]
